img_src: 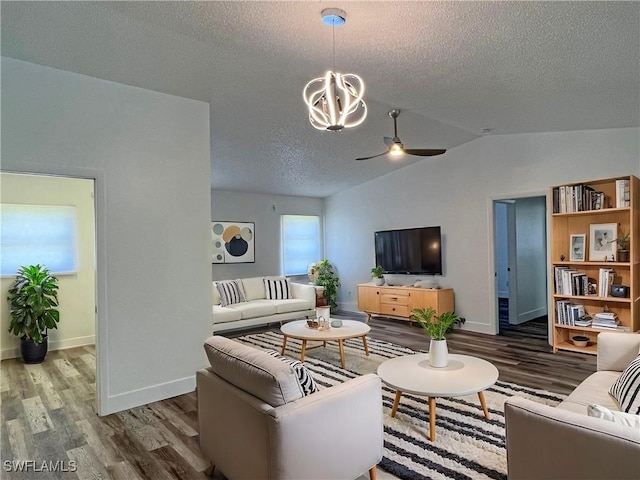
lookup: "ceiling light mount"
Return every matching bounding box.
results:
[303,8,367,132]
[321,8,346,26]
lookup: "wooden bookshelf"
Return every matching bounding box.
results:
[550,175,639,354]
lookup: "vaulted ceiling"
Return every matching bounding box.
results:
[3,1,639,197]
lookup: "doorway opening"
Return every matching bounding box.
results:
[493,196,548,340]
[0,172,98,411]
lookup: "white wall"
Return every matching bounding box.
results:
[211,190,323,280]
[325,128,639,334]
[1,173,96,358]
[1,58,212,415]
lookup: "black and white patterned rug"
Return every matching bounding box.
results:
[236,331,565,480]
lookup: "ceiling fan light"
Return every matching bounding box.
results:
[389,143,404,156]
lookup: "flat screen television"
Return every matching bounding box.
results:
[374,226,443,275]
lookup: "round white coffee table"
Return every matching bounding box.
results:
[377,353,499,441]
[280,319,371,369]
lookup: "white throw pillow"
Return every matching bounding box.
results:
[609,353,640,414]
[587,404,640,429]
[241,277,266,301]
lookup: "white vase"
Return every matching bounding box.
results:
[316,306,330,322]
[374,277,385,286]
[429,339,448,368]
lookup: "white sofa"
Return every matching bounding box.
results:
[212,277,316,332]
[505,332,640,480]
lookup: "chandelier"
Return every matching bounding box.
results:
[303,8,367,132]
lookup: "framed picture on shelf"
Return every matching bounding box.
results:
[589,223,617,262]
[569,234,586,262]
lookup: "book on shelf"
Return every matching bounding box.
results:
[552,184,605,213]
[555,300,586,326]
[592,322,621,329]
[598,268,615,297]
[592,316,618,323]
[592,313,620,329]
[555,300,569,325]
[571,304,585,324]
[615,179,630,208]
[554,266,594,296]
[574,316,592,327]
[592,326,630,332]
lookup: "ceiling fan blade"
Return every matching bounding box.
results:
[383,137,395,147]
[403,149,447,157]
[355,151,389,161]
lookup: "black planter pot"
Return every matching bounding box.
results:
[20,335,48,364]
[618,250,630,263]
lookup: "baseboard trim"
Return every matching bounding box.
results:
[1,347,19,361]
[1,335,96,360]
[50,335,96,351]
[104,375,196,415]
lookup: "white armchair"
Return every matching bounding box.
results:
[198,335,383,480]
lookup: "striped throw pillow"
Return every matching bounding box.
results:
[264,277,292,300]
[609,353,640,414]
[264,350,318,396]
[215,280,245,307]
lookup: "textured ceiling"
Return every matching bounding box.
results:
[2,1,639,197]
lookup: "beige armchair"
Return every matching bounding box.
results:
[198,335,383,480]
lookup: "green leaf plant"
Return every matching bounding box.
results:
[614,229,631,250]
[8,264,60,344]
[370,266,384,278]
[410,307,460,340]
[310,259,341,313]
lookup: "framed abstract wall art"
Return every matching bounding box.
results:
[211,221,255,263]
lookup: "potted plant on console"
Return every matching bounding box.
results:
[411,307,460,368]
[310,259,340,313]
[371,265,385,286]
[7,264,60,364]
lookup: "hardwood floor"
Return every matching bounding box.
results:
[1,315,596,479]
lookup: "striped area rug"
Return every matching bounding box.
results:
[237,331,565,480]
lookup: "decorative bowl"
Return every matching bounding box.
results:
[571,335,589,347]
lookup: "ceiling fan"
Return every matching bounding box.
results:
[355,109,446,161]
